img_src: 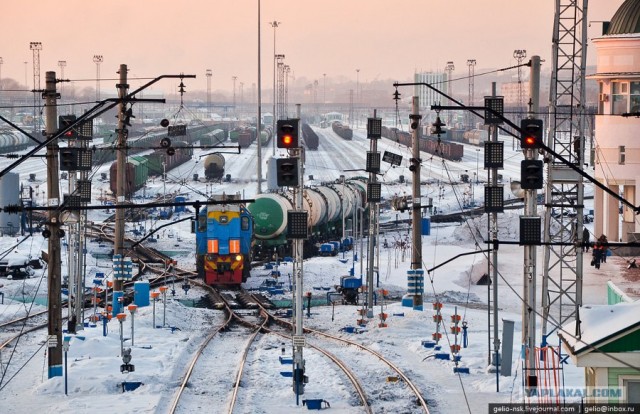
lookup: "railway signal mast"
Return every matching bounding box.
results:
[366,112,383,315]
[276,116,308,402]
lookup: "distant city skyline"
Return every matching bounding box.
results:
[0,1,622,96]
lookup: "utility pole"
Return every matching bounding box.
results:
[113,64,128,315]
[44,71,63,378]
[409,98,424,311]
[257,2,263,194]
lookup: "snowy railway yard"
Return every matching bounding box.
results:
[0,123,634,414]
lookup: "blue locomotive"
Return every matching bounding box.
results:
[195,194,253,286]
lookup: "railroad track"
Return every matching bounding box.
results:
[255,300,430,413]
[165,283,372,413]
[166,283,270,414]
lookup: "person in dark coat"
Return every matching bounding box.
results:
[598,235,609,263]
[582,228,590,252]
[592,243,602,269]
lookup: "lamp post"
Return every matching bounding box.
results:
[323,73,326,106]
[355,69,360,128]
[206,69,212,118]
[232,76,237,118]
[270,20,281,155]
[57,61,66,96]
[93,55,103,101]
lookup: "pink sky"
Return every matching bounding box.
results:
[0,1,622,95]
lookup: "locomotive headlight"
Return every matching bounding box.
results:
[235,255,243,262]
[206,254,215,261]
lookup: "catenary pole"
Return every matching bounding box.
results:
[44,71,63,378]
[410,97,423,310]
[113,64,128,313]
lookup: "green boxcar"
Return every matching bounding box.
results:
[129,156,149,190]
[144,152,165,176]
[229,128,241,142]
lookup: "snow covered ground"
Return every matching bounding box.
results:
[0,124,636,413]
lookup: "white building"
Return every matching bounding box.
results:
[414,71,447,122]
[589,0,640,244]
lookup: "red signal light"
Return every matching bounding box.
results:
[524,136,535,146]
[282,135,293,146]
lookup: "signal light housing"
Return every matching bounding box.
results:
[276,157,299,187]
[277,119,299,149]
[520,119,543,149]
[58,115,77,139]
[520,159,544,190]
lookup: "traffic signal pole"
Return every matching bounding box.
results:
[44,71,63,378]
[409,97,423,311]
[523,55,541,391]
[291,105,306,402]
[113,64,128,314]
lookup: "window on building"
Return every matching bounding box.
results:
[619,146,626,165]
[626,380,640,404]
[599,82,605,114]
[612,81,629,115]
[630,81,640,113]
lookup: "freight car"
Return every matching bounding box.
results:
[381,126,463,162]
[195,194,253,286]
[109,156,149,197]
[0,130,32,154]
[199,129,226,146]
[260,125,273,145]
[95,124,208,166]
[144,141,193,176]
[229,127,242,143]
[332,122,353,140]
[109,142,194,196]
[247,179,366,260]
[237,131,252,148]
[203,153,225,180]
[301,122,319,150]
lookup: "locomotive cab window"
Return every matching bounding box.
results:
[241,216,249,231]
[198,215,206,232]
